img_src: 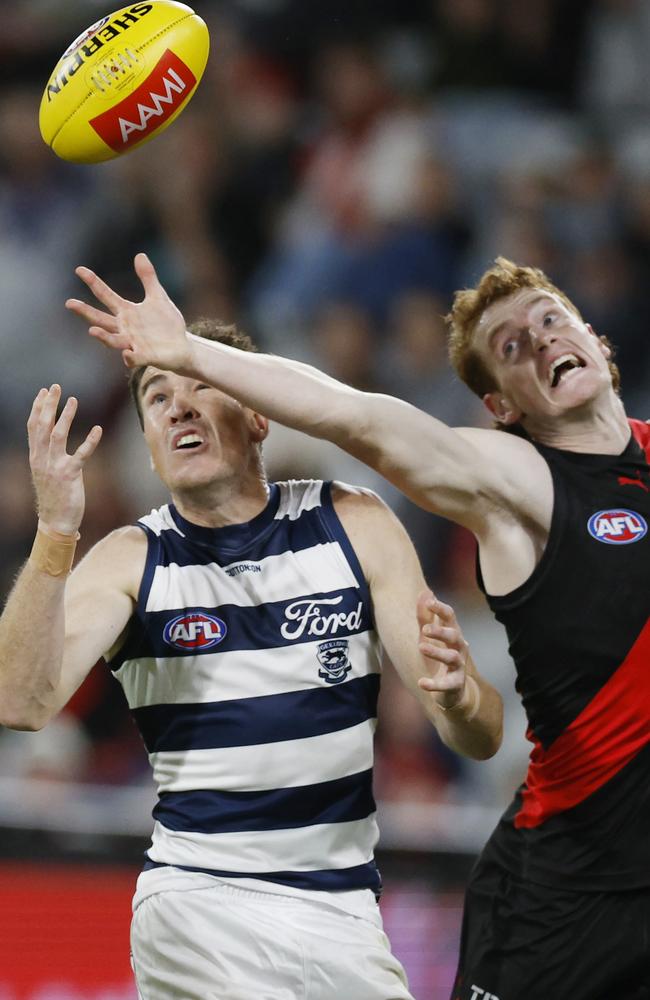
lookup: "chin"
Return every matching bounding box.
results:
[554,370,607,410]
[180,473,217,491]
[165,468,214,492]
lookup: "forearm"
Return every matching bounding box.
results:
[178,335,474,510]
[430,671,503,761]
[182,335,373,452]
[0,536,71,731]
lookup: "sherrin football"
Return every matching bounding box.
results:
[39,1,209,164]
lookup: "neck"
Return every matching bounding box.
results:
[171,469,270,528]
[522,391,630,454]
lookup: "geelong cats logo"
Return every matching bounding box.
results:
[587,508,647,545]
[317,640,352,684]
[163,612,227,650]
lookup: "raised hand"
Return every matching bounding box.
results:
[65,252,191,372]
[27,385,102,535]
[416,589,470,710]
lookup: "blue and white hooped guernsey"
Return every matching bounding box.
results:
[110,480,383,896]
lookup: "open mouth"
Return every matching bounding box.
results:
[548,354,585,389]
[174,433,204,451]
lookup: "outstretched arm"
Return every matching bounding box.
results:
[333,485,503,761]
[0,387,141,731]
[66,254,524,533]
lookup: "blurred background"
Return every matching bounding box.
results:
[1,0,649,996]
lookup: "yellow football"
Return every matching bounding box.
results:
[39,1,210,164]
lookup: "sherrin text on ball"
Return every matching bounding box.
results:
[39,1,209,164]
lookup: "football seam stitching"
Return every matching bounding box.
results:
[48,11,199,153]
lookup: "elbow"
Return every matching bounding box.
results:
[473,738,501,762]
[437,724,503,763]
[473,720,504,761]
[0,700,52,732]
[1,716,47,733]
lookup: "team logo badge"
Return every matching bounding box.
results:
[163,612,227,650]
[587,508,647,545]
[317,639,352,685]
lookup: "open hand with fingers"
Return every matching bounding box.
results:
[416,589,473,713]
[65,252,191,373]
[27,385,102,536]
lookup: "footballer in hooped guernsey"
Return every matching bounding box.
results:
[0,297,503,996]
[67,251,650,1000]
[39,1,209,163]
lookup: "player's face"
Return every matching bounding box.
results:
[474,289,613,428]
[139,368,266,492]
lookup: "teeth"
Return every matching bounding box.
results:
[176,434,202,449]
[549,354,580,387]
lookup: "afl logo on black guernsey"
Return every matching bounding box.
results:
[587,508,648,545]
[163,612,227,650]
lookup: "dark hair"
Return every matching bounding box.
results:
[128,318,258,428]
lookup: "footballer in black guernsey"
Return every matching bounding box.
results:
[479,419,650,890]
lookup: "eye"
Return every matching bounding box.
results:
[149,392,167,405]
[542,313,555,327]
[503,339,517,358]
[196,384,211,391]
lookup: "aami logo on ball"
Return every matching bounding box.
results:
[587,508,648,545]
[90,49,197,150]
[163,612,227,650]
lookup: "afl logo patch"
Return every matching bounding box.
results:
[587,509,647,545]
[163,612,227,650]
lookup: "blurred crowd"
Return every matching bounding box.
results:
[1,0,649,820]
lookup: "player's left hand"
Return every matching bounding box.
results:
[65,253,191,372]
[416,589,469,710]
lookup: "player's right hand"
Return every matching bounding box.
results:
[416,589,470,711]
[27,385,102,535]
[65,252,192,373]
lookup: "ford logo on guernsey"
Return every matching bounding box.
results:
[587,509,648,545]
[163,612,227,650]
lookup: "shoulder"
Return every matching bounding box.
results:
[330,481,388,523]
[456,425,547,470]
[82,524,148,562]
[331,482,415,581]
[70,524,148,601]
[455,426,553,528]
[274,479,325,519]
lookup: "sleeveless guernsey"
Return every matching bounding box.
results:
[109,480,383,895]
[479,419,650,890]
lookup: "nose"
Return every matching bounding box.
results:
[168,391,199,422]
[527,326,555,351]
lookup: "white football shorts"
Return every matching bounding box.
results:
[130,867,414,1000]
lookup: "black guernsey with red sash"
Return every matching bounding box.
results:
[478,419,650,890]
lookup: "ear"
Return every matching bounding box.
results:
[586,323,611,359]
[483,391,521,426]
[247,410,269,443]
[142,428,158,471]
